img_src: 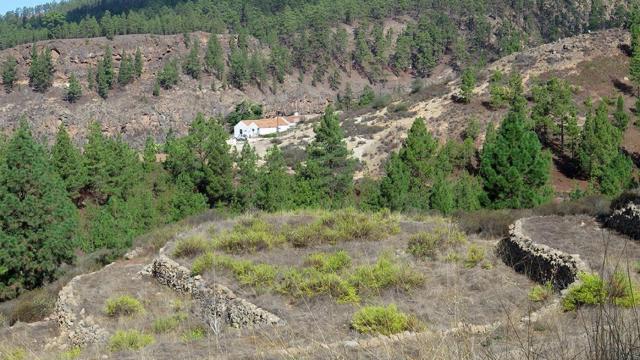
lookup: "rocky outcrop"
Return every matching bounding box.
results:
[606,202,640,240]
[496,218,589,290]
[144,256,283,328]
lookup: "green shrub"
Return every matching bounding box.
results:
[0,347,26,360]
[608,272,640,308]
[58,347,81,360]
[305,251,352,273]
[278,268,360,304]
[562,273,607,311]
[285,209,399,247]
[108,330,154,352]
[212,254,278,289]
[528,282,553,302]
[152,313,187,334]
[173,235,209,258]
[191,252,215,275]
[181,327,206,342]
[463,245,485,268]
[213,218,285,253]
[104,295,145,317]
[408,223,467,259]
[351,305,423,335]
[349,255,424,293]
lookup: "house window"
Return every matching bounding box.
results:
[240,129,243,135]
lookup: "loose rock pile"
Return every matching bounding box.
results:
[144,256,283,329]
[496,218,589,289]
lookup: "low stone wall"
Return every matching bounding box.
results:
[606,202,640,240]
[496,218,588,290]
[145,256,283,328]
[54,264,112,346]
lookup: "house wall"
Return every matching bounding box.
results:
[234,123,259,139]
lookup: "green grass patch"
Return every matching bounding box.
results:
[152,312,187,334]
[561,272,640,311]
[284,209,400,248]
[407,222,467,259]
[213,218,285,254]
[0,347,26,360]
[191,251,216,275]
[108,330,154,352]
[463,245,485,268]
[57,347,81,360]
[181,327,206,342]
[305,251,352,273]
[351,304,423,335]
[173,235,209,258]
[529,282,553,302]
[194,250,422,304]
[349,254,425,294]
[104,295,144,317]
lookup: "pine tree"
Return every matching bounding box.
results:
[399,117,438,209]
[298,106,355,208]
[531,78,577,151]
[205,34,224,79]
[613,95,630,132]
[430,175,455,215]
[379,153,410,211]
[357,176,381,211]
[65,74,82,103]
[117,52,134,86]
[479,92,552,209]
[87,65,95,91]
[630,44,640,97]
[460,68,476,104]
[234,142,259,211]
[102,46,114,89]
[1,56,17,93]
[51,124,87,202]
[229,47,249,89]
[157,60,179,89]
[257,145,292,211]
[142,136,157,172]
[453,171,483,211]
[183,41,201,80]
[0,120,78,299]
[134,47,143,78]
[28,47,54,92]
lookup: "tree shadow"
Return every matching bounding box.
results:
[553,153,586,181]
[619,44,633,57]
[612,78,635,96]
[622,148,640,168]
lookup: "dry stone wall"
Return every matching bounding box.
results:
[496,218,589,290]
[606,202,640,240]
[144,256,283,328]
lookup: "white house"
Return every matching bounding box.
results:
[233,113,303,139]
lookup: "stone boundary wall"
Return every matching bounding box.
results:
[496,217,589,290]
[606,202,640,240]
[144,256,283,328]
[54,264,113,346]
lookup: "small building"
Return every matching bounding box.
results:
[233,113,303,139]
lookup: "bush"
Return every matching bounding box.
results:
[529,282,553,302]
[285,209,399,248]
[104,295,145,317]
[58,347,81,360]
[279,268,360,304]
[213,218,285,254]
[108,330,154,352]
[351,305,423,335]
[407,222,467,259]
[463,245,485,268]
[211,254,278,289]
[152,313,187,334]
[173,235,209,258]
[608,272,640,308]
[388,101,409,113]
[372,94,392,109]
[191,252,215,275]
[562,273,607,311]
[349,255,424,293]
[9,287,57,323]
[181,326,206,342]
[305,251,352,273]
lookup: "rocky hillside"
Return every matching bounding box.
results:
[0,30,412,148]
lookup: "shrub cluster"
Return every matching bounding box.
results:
[213,218,285,254]
[108,330,154,352]
[463,244,486,268]
[191,250,423,304]
[351,304,423,335]
[172,235,209,258]
[152,312,187,334]
[104,295,145,317]
[562,272,640,311]
[407,221,467,259]
[528,281,554,302]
